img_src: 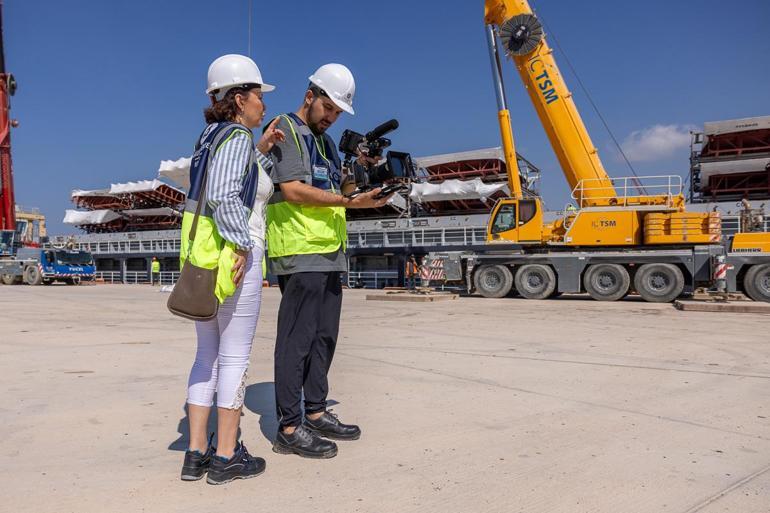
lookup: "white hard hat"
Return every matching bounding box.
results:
[206,54,275,101]
[308,63,356,115]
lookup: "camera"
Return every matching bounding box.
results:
[338,119,415,197]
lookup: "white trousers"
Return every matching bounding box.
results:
[187,249,263,409]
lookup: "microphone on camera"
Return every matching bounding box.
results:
[365,119,399,142]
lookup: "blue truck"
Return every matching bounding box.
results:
[0,239,95,285]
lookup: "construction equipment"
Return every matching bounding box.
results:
[0,2,94,286]
[429,0,770,303]
[0,0,16,242]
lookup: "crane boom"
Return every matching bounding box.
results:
[484,0,616,205]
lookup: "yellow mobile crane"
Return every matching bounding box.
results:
[432,0,770,302]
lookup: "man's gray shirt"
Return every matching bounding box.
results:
[268,115,347,276]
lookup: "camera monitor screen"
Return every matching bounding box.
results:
[386,151,414,179]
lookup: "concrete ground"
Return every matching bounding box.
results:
[1,285,768,513]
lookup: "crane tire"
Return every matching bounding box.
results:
[743,264,770,303]
[515,264,556,300]
[24,265,43,286]
[473,265,513,298]
[633,263,684,303]
[1,274,18,285]
[584,263,630,302]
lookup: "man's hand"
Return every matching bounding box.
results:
[231,248,250,287]
[256,118,286,154]
[345,188,393,209]
[356,149,379,168]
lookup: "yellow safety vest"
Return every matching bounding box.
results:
[266,115,347,259]
[179,123,261,303]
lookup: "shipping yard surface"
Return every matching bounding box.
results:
[1,286,769,513]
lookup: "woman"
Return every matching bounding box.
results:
[180,54,284,485]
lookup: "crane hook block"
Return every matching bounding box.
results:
[499,14,544,57]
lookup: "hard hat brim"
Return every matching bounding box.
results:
[205,82,276,96]
[330,97,354,115]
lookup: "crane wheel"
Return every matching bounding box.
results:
[583,264,630,302]
[514,264,556,300]
[23,266,43,286]
[633,263,684,303]
[743,264,770,303]
[473,265,513,298]
[1,274,20,285]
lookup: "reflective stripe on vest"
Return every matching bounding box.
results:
[266,114,346,259]
[180,122,260,303]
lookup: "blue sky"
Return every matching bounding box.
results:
[6,0,770,234]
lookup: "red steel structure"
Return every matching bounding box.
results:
[0,0,16,232]
[694,124,770,202]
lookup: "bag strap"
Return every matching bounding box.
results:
[187,123,251,248]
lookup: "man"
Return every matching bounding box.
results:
[151,257,160,286]
[266,63,390,459]
[405,255,418,291]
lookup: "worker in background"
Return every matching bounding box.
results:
[180,54,283,485]
[151,257,160,285]
[405,255,418,291]
[266,63,391,459]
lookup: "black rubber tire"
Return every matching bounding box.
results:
[743,264,770,303]
[43,280,53,285]
[514,264,556,300]
[633,263,684,303]
[23,265,43,286]
[473,265,513,298]
[583,264,630,302]
[1,273,21,285]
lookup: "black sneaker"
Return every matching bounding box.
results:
[206,442,266,485]
[273,424,338,459]
[180,433,215,481]
[305,410,361,441]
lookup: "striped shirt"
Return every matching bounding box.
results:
[205,130,272,250]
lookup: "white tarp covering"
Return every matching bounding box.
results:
[109,179,167,195]
[409,178,508,203]
[63,209,121,225]
[413,147,504,169]
[121,207,182,218]
[73,179,184,199]
[158,157,192,190]
[700,156,770,182]
[704,116,770,136]
[71,188,110,198]
[387,191,407,211]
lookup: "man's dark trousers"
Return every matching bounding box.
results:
[275,271,342,429]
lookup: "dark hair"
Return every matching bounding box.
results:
[203,85,258,124]
[308,83,329,100]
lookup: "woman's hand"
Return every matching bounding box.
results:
[256,118,286,154]
[231,248,250,287]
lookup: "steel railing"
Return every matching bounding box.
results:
[70,213,770,255]
[93,270,180,284]
[572,175,683,208]
[94,271,122,284]
[347,271,399,289]
[347,227,488,249]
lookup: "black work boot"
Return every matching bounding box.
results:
[180,433,215,481]
[273,424,338,459]
[206,442,266,485]
[305,410,361,441]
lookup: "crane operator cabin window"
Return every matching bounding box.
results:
[492,204,517,233]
